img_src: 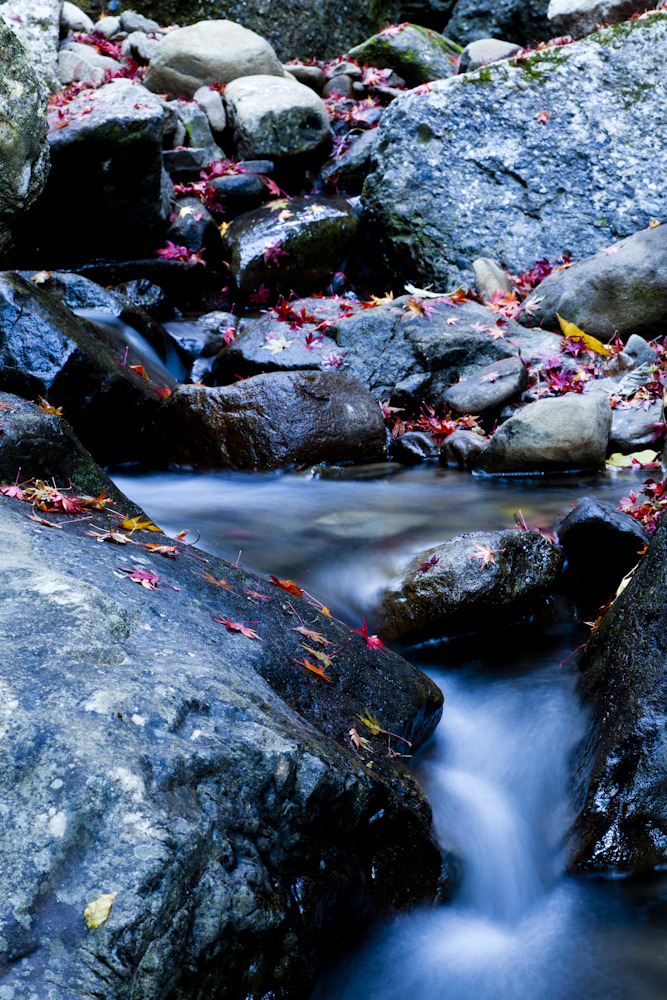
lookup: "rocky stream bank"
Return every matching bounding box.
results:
[1,0,667,997]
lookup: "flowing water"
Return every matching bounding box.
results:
[114,463,667,1000]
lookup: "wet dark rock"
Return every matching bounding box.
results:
[25,79,171,261]
[284,62,326,92]
[222,196,358,299]
[208,172,270,216]
[113,278,175,320]
[323,74,355,99]
[0,271,168,464]
[153,370,386,471]
[71,258,214,313]
[523,226,667,343]
[0,17,50,260]
[571,515,667,873]
[0,489,446,999]
[459,37,520,72]
[162,146,211,177]
[119,8,161,32]
[322,129,378,195]
[328,295,559,401]
[172,99,223,159]
[609,400,664,455]
[144,20,286,98]
[165,196,223,259]
[0,391,130,500]
[443,0,551,44]
[442,355,527,415]
[439,428,487,469]
[224,74,331,162]
[377,528,562,641]
[557,496,649,614]
[548,0,651,39]
[477,393,612,473]
[363,16,667,289]
[348,24,460,87]
[389,431,440,464]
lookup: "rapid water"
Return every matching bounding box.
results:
[113,464,667,1000]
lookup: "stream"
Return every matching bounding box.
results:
[114,464,667,1000]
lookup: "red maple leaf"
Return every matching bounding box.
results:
[211,613,263,640]
[268,575,304,597]
[350,618,388,655]
[417,554,440,573]
[263,240,289,266]
[118,566,179,590]
[249,283,271,305]
[469,543,504,570]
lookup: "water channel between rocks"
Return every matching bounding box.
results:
[114,465,667,1000]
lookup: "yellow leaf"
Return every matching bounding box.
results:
[606,450,659,468]
[218,221,231,237]
[121,516,161,533]
[84,892,117,929]
[556,314,612,356]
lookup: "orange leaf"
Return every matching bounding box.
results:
[269,575,304,597]
[292,657,332,682]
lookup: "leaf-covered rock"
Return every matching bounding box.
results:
[377,528,562,641]
[152,371,387,470]
[522,225,667,343]
[362,14,667,289]
[0,490,446,999]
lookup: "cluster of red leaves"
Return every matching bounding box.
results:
[155,240,205,265]
[382,401,484,443]
[511,35,574,63]
[619,476,667,533]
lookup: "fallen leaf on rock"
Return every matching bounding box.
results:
[417,555,440,573]
[194,569,237,590]
[120,516,160,533]
[0,469,25,499]
[349,726,373,752]
[31,270,53,284]
[292,625,333,646]
[37,396,62,415]
[293,656,332,681]
[299,644,334,669]
[557,315,612,356]
[118,566,179,590]
[26,513,62,528]
[536,109,551,123]
[404,282,444,299]
[143,543,179,558]
[84,892,117,930]
[211,613,263,640]
[243,586,272,602]
[85,528,132,544]
[269,576,304,597]
[79,489,114,511]
[261,333,293,354]
[350,618,388,655]
[469,542,504,569]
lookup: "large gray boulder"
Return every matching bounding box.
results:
[548,0,653,39]
[0,0,62,94]
[571,515,667,873]
[224,75,330,161]
[34,79,171,260]
[377,528,562,641]
[144,20,286,98]
[443,0,552,44]
[348,24,461,87]
[477,393,612,473]
[0,18,50,261]
[523,225,667,342]
[362,15,667,290]
[153,371,387,470]
[0,490,445,999]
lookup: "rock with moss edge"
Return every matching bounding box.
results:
[349,23,461,87]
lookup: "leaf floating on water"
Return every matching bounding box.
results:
[84,892,117,929]
[557,314,612,356]
[606,450,659,469]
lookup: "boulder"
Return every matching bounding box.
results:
[0,491,446,998]
[389,430,440,464]
[570,515,667,873]
[285,62,326,92]
[120,9,162,33]
[442,0,552,44]
[548,0,652,38]
[58,39,122,85]
[322,129,378,195]
[328,294,560,401]
[609,399,664,454]
[442,355,527,414]
[143,20,286,99]
[121,30,161,64]
[0,271,170,464]
[222,196,358,299]
[193,85,227,133]
[0,391,130,500]
[209,171,271,216]
[362,15,667,290]
[477,393,612,473]
[523,225,667,343]
[60,1,94,34]
[0,18,50,261]
[152,371,387,470]
[224,75,330,161]
[458,37,521,72]
[557,495,649,613]
[377,528,563,641]
[348,24,460,88]
[0,0,62,94]
[29,79,171,261]
[213,317,340,383]
[439,427,487,468]
[73,0,403,61]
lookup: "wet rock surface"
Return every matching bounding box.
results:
[377,528,563,641]
[153,371,387,471]
[442,355,527,415]
[443,0,552,44]
[362,16,667,289]
[0,487,445,1000]
[571,514,667,873]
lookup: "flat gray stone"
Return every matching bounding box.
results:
[548,0,652,38]
[443,355,527,414]
[459,37,521,72]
